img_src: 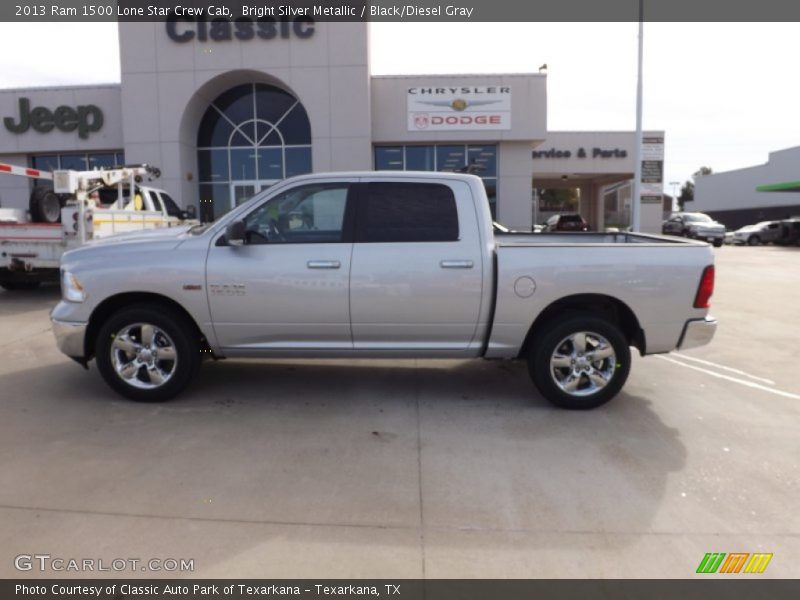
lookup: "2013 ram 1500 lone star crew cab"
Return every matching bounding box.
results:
[50,172,717,409]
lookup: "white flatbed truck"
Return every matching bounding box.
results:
[0,162,197,290]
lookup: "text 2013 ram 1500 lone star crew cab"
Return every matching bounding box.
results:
[51,172,717,409]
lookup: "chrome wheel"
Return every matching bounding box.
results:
[550,331,616,397]
[110,323,178,389]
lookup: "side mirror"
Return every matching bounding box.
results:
[225,220,246,246]
[185,205,197,219]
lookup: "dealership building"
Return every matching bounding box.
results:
[0,20,666,231]
[694,146,800,229]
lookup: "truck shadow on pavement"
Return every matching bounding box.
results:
[1,356,686,565]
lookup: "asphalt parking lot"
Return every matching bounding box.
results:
[0,245,798,579]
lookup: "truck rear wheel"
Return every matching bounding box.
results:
[29,186,63,224]
[528,315,631,410]
[95,305,200,402]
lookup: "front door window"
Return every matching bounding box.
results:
[230,181,276,207]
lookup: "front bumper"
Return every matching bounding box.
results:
[692,230,725,242]
[51,317,88,361]
[678,316,717,350]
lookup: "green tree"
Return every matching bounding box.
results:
[678,166,713,210]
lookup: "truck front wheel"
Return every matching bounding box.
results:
[95,305,200,402]
[528,315,631,410]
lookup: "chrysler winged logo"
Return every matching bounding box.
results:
[416,98,502,112]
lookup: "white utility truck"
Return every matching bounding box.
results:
[0,162,196,290]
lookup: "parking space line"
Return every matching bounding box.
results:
[655,355,800,400]
[670,352,776,385]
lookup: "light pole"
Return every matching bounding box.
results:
[631,3,644,231]
[670,180,681,211]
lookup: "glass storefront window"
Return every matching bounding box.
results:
[257,148,283,180]
[405,146,434,171]
[60,155,88,171]
[197,83,312,218]
[436,145,466,172]
[197,149,228,182]
[31,155,58,173]
[467,146,497,177]
[285,147,312,178]
[31,151,125,177]
[229,149,257,181]
[375,147,404,170]
[198,109,235,147]
[373,144,498,216]
[88,153,116,169]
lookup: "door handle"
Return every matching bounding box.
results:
[440,260,474,269]
[307,260,341,269]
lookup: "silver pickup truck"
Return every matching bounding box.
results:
[51,172,717,409]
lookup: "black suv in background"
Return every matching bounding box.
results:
[543,213,590,232]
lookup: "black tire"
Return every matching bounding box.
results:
[528,314,631,410]
[95,304,200,402]
[747,235,760,246]
[29,187,62,224]
[0,281,41,291]
[712,239,723,247]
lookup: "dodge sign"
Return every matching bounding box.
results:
[407,86,512,132]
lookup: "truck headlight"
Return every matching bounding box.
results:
[61,270,86,303]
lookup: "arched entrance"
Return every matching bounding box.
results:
[197,83,312,219]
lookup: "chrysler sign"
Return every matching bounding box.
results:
[407,86,511,132]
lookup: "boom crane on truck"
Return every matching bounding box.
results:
[0,162,197,290]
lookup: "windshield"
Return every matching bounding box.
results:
[160,193,183,218]
[683,213,712,223]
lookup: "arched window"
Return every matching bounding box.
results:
[197,83,312,219]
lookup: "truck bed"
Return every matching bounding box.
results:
[495,231,704,246]
[486,232,715,358]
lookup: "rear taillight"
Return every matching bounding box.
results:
[694,265,715,308]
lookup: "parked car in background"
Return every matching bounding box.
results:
[662,212,725,247]
[543,213,589,232]
[774,218,800,246]
[731,221,783,246]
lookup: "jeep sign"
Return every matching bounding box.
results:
[3,98,104,139]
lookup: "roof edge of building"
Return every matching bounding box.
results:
[0,82,121,93]
[370,72,544,79]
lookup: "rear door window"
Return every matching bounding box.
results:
[357,182,459,243]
